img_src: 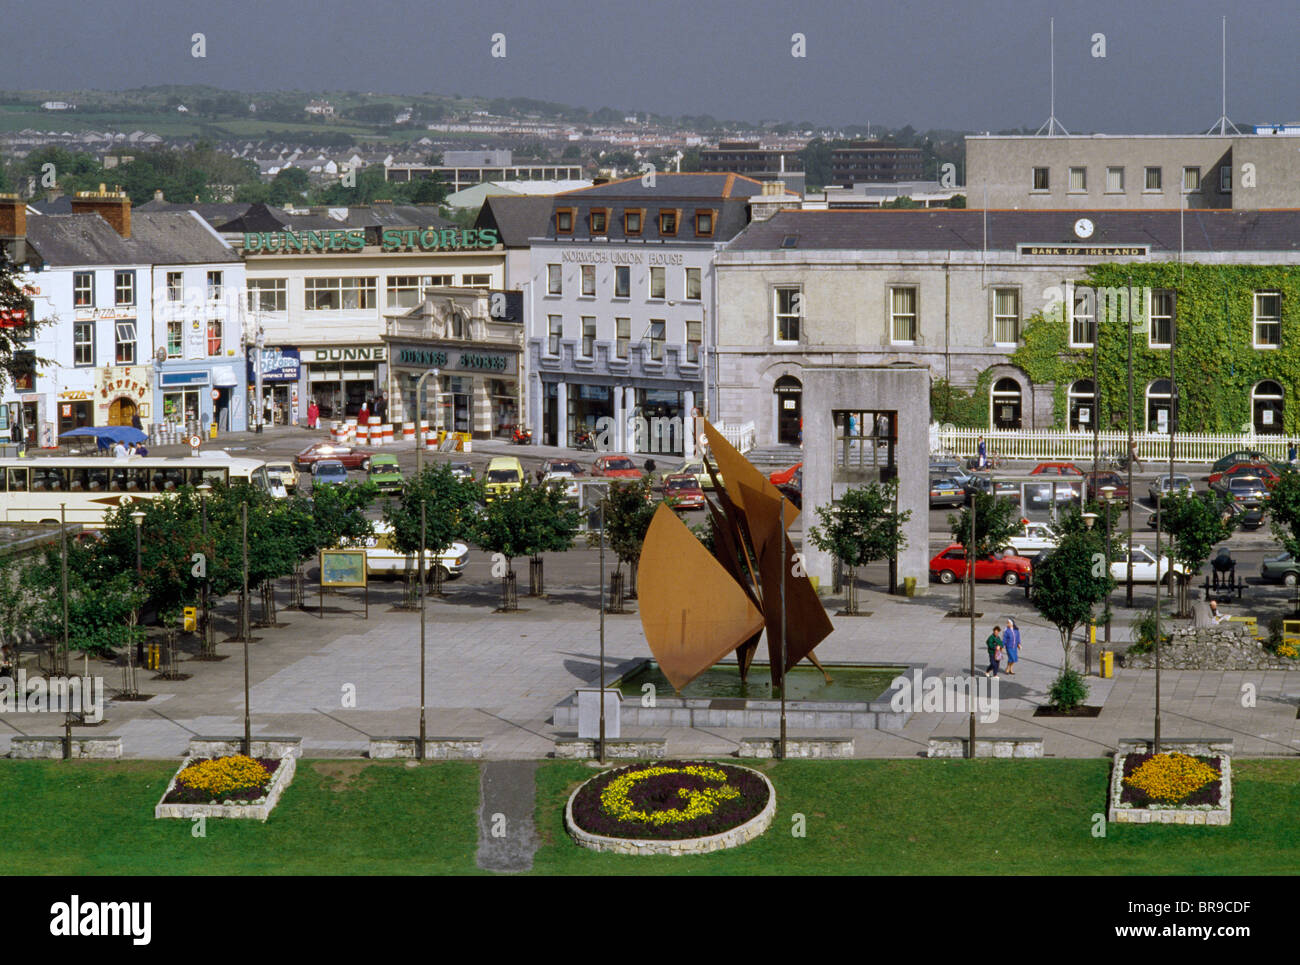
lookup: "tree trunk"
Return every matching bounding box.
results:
[626,559,638,600]
[529,555,543,596]
[846,565,857,614]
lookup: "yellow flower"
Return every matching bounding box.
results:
[1122,752,1220,803]
[599,764,741,825]
[176,755,271,797]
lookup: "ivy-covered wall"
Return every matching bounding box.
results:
[1008,262,1300,433]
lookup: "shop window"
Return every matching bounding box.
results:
[207,319,223,356]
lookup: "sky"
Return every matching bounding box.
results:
[6,0,1297,132]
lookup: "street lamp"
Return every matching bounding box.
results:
[418,500,427,761]
[198,482,213,655]
[415,367,440,475]
[132,510,146,664]
[1100,485,1117,651]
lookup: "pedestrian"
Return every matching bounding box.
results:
[375,393,387,423]
[1003,617,1021,675]
[358,399,370,427]
[977,435,988,469]
[1128,440,1143,473]
[112,440,129,458]
[135,441,148,457]
[307,400,319,430]
[1289,441,1297,467]
[985,625,1003,677]
[9,420,19,444]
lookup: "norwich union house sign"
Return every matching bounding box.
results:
[242,227,501,254]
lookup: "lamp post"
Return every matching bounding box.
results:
[1100,485,1116,650]
[779,492,788,760]
[1154,490,1163,754]
[598,490,607,765]
[418,500,427,761]
[61,502,71,760]
[1126,276,1135,606]
[1082,510,1098,675]
[242,502,251,756]
[132,510,145,663]
[414,367,440,475]
[254,322,265,435]
[967,488,977,758]
[198,482,212,655]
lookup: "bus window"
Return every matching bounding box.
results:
[6,468,26,492]
[84,467,109,492]
[109,468,128,492]
[125,469,152,493]
[250,467,269,491]
[68,468,87,492]
[153,467,185,491]
[198,468,226,486]
[31,467,65,492]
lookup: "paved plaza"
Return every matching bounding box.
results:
[3,561,1297,760]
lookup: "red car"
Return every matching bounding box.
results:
[591,455,643,479]
[1207,461,1281,487]
[1081,470,1131,504]
[1030,462,1084,477]
[929,544,1032,586]
[295,443,373,471]
[769,463,801,486]
[662,473,705,511]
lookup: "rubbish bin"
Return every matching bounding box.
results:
[1099,650,1113,678]
[903,576,917,597]
[209,422,218,439]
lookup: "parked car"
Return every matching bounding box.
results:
[929,456,972,484]
[540,470,581,503]
[1260,552,1300,587]
[541,458,584,478]
[264,461,299,494]
[929,544,1033,586]
[1148,473,1194,503]
[1082,470,1131,504]
[962,472,1022,502]
[675,459,721,490]
[1111,545,1187,585]
[366,453,404,493]
[591,455,643,479]
[1030,462,1084,477]
[662,473,706,511]
[771,464,802,508]
[448,462,475,483]
[484,456,525,501]
[1208,461,1281,487]
[296,443,372,471]
[311,459,350,487]
[1211,450,1286,475]
[1211,474,1270,507]
[929,475,967,508]
[1223,500,1265,530]
[1002,521,1059,556]
[340,522,468,581]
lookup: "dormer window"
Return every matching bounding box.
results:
[694,210,716,236]
[658,209,678,236]
[623,209,643,234]
[556,208,574,233]
[589,208,608,234]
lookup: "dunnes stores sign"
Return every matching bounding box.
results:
[395,346,516,375]
[243,227,501,254]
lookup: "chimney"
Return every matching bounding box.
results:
[153,188,165,203]
[71,184,131,238]
[0,193,27,239]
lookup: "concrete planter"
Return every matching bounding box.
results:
[565,764,775,856]
[155,755,296,822]
[1107,752,1232,826]
[10,736,122,759]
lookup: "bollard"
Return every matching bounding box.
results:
[403,421,415,441]
[368,416,382,446]
[382,423,393,445]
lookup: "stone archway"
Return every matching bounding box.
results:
[108,397,137,427]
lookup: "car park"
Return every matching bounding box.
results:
[591,455,643,479]
[541,458,584,478]
[929,475,967,508]
[929,544,1033,586]
[662,473,706,511]
[448,462,474,483]
[484,456,525,500]
[366,453,404,493]
[541,470,581,503]
[341,522,467,581]
[1030,462,1084,477]
[1260,552,1300,587]
[1111,545,1187,585]
[1212,474,1269,507]
[770,464,802,508]
[296,443,372,471]
[1223,501,1265,530]
[311,460,349,487]
[1210,450,1286,475]
[962,473,1022,502]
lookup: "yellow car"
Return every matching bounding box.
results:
[674,459,723,490]
[484,456,524,501]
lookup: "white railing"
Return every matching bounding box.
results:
[933,426,1295,465]
[719,420,757,454]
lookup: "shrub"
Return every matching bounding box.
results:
[1047,668,1089,711]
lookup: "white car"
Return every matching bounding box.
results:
[340,522,468,581]
[541,470,580,501]
[1004,521,1059,555]
[1112,545,1188,584]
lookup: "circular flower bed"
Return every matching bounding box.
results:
[1120,752,1223,808]
[162,755,280,805]
[567,760,773,853]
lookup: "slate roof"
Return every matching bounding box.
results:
[22,213,141,266]
[558,173,768,200]
[28,196,74,214]
[126,211,238,264]
[726,209,1300,254]
[475,195,554,247]
[215,202,451,234]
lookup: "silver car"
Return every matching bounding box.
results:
[1148,473,1194,502]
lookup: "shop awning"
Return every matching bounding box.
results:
[212,365,239,387]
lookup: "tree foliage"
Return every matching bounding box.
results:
[946,490,1021,559]
[383,465,480,558]
[1267,470,1300,562]
[1031,531,1115,668]
[591,479,658,573]
[807,480,909,567]
[0,251,38,394]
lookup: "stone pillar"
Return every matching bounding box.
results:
[555,380,568,448]
[625,385,638,453]
[531,374,543,443]
[614,384,626,453]
[683,389,695,458]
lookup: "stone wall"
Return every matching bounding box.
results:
[737,737,854,759]
[9,736,122,759]
[927,736,1044,758]
[1123,624,1296,671]
[368,737,482,760]
[554,738,666,760]
[189,737,303,759]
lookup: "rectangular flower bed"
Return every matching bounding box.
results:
[154,754,296,822]
[1107,752,1231,826]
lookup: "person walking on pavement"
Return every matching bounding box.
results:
[374,393,387,424]
[1128,440,1143,473]
[977,435,988,469]
[307,401,319,430]
[985,625,1003,678]
[1002,618,1021,675]
[1289,441,1297,468]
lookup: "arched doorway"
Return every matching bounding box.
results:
[1253,380,1284,435]
[1146,379,1176,433]
[774,375,802,445]
[108,397,137,427]
[990,378,1022,430]
[1068,379,1097,430]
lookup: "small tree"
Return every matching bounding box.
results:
[1159,489,1236,616]
[1031,530,1115,674]
[946,490,1022,614]
[384,465,480,600]
[1268,471,1300,562]
[588,479,658,598]
[472,487,537,610]
[522,483,581,596]
[807,480,910,613]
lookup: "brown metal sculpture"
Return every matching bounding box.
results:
[637,418,834,691]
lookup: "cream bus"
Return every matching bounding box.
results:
[0,454,272,526]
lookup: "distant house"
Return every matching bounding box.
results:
[176,104,189,113]
[41,101,74,111]
[304,100,335,116]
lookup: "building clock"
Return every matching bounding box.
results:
[1074,218,1095,239]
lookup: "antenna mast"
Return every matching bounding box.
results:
[1036,18,1070,136]
[1206,17,1242,135]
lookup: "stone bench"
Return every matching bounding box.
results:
[1117,738,1233,756]
[737,736,855,759]
[10,736,122,759]
[927,736,1045,758]
[367,737,483,760]
[189,737,302,759]
[554,738,667,760]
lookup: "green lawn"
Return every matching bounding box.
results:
[4,758,1298,875]
[0,759,481,875]
[531,759,1300,875]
